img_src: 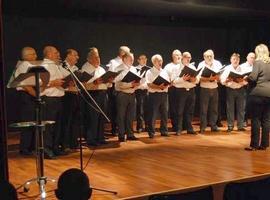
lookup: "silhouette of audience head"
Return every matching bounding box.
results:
[55,168,92,200]
[0,180,18,200]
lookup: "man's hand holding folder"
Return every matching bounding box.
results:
[152,75,170,90]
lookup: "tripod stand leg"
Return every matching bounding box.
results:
[39,177,47,200]
[91,187,118,194]
[16,178,38,192]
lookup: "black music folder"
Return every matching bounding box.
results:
[201,67,220,77]
[152,75,170,85]
[63,71,93,88]
[99,70,122,83]
[228,71,251,79]
[121,71,142,83]
[179,66,202,77]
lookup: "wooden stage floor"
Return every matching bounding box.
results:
[7,124,270,200]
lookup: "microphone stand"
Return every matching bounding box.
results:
[63,62,117,195]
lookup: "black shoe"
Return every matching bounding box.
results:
[211,127,220,132]
[112,131,118,136]
[99,140,109,145]
[118,137,126,142]
[148,132,154,138]
[19,150,33,156]
[44,149,56,159]
[258,146,267,150]
[175,131,181,136]
[53,149,68,156]
[244,147,257,151]
[137,128,143,133]
[187,130,197,135]
[87,142,99,147]
[238,128,246,131]
[217,122,224,127]
[161,132,170,137]
[227,127,233,132]
[200,129,205,134]
[127,136,138,141]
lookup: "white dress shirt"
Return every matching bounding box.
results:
[107,56,122,72]
[164,62,182,81]
[171,64,198,89]
[220,64,248,89]
[114,63,139,94]
[146,67,170,93]
[41,58,65,97]
[239,62,253,73]
[12,61,35,91]
[81,62,108,90]
[197,59,223,89]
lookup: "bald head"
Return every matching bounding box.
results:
[182,52,192,66]
[122,52,134,67]
[246,52,255,65]
[119,46,130,58]
[43,46,60,63]
[172,49,182,64]
[203,49,215,65]
[87,47,100,68]
[66,49,79,66]
[21,47,37,61]
[152,54,163,69]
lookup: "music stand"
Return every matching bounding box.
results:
[9,66,55,199]
[62,62,117,195]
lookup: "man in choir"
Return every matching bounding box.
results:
[13,47,37,155]
[197,49,223,133]
[107,46,130,72]
[146,54,170,138]
[240,52,256,71]
[42,46,65,159]
[135,54,150,133]
[164,50,182,132]
[171,52,198,135]
[114,52,140,142]
[61,49,80,151]
[106,46,130,136]
[220,53,248,132]
[240,52,256,127]
[81,47,109,146]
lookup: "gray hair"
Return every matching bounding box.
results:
[203,49,214,57]
[151,54,163,64]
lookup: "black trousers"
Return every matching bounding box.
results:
[18,91,35,151]
[107,86,118,134]
[200,87,218,130]
[148,92,168,135]
[116,92,135,139]
[249,96,270,148]
[175,88,196,132]
[226,87,246,129]
[168,86,177,131]
[85,90,107,144]
[135,89,149,130]
[61,92,80,149]
[43,96,63,150]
